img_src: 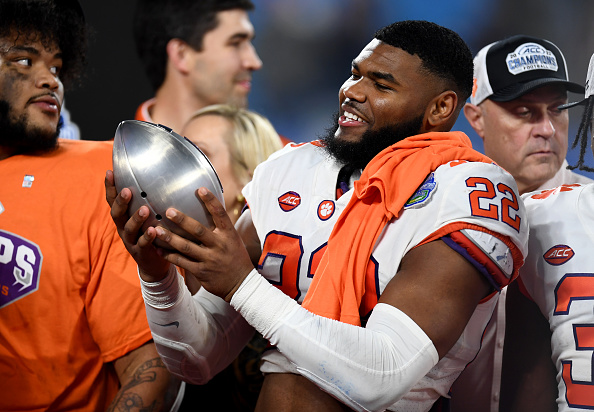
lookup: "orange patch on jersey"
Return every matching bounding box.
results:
[543,244,574,266]
[317,200,335,220]
[278,191,301,212]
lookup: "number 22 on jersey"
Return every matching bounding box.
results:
[257,175,521,306]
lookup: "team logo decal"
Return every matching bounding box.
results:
[0,230,43,308]
[506,42,558,75]
[317,200,335,221]
[530,184,579,200]
[404,173,437,209]
[543,244,574,266]
[278,191,301,212]
[22,175,34,188]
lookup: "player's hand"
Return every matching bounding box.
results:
[155,187,254,302]
[105,170,171,282]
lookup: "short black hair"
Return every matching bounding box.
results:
[134,0,255,92]
[374,20,473,109]
[0,0,87,89]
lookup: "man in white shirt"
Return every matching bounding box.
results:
[500,52,594,412]
[452,35,590,412]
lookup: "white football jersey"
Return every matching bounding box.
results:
[243,141,528,411]
[522,183,594,411]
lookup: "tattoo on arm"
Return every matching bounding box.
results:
[107,357,168,412]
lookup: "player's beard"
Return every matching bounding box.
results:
[320,111,424,170]
[0,99,60,155]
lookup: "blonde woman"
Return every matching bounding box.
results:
[178,104,284,411]
[181,104,284,224]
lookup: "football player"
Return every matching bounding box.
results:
[108,20,529,411]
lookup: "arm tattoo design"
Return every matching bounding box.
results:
[107,357,168,412]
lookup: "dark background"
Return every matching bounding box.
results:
[67,2,150,140]
[68,0,594,178]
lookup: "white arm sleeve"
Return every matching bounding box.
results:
[140,266,255,384]
[230,269,439,412]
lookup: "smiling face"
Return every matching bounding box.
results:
[0,33,64,159]
[186,9,262,109]
[472,84,569,194]
[323,39,442,168]
[335,40,440,143]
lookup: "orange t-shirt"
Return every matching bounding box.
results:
[0,140,152,411]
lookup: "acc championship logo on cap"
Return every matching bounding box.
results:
[543,244,574,266]
[507,42,558,75]
[278,191,301,212]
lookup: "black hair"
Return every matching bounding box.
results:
[374,20,473,109]
[0,0,87,89]
[568,96,594,172]
[134,0,255,92]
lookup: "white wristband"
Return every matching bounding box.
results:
[139,265,182,309]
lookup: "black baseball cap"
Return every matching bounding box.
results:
[471,35,584,105]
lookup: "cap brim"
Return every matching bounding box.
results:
[558,98,588,110]
[489,78,585,102]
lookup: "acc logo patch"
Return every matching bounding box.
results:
[278,191,301,212]
[317,200,335,221]
[506,42,558,75]
[543,244,574,266]
[404,173,437,209]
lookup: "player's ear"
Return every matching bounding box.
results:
[463,102,486,141]
[425,90,457,129]
[166,38,193,75]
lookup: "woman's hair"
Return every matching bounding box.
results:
[184,104,284,185]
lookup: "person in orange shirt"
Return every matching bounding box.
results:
[0,1,179,410]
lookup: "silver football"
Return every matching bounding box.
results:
[112,120,225,245]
